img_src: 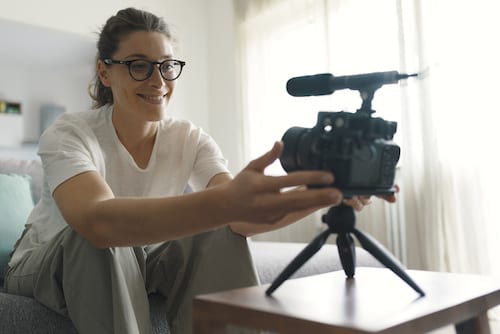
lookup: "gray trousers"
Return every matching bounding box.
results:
[4,226,259,334]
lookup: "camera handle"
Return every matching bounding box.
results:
[265,203,425,296]
[359,88,376,114]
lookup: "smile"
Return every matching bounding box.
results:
[138,94,167,104]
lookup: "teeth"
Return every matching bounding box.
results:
[142,95,164,101]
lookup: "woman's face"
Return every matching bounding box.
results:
[98,30,177,122]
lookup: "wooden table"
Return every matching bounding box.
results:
[193,267,500,333]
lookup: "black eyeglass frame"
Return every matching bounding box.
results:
[103,58,186,81]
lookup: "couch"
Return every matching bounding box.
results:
[0,157,382,334]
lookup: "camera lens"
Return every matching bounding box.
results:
[280,127,308,172]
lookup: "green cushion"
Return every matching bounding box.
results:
[0,173,34,277]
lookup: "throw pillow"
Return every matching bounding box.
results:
[0,158,42,204]
[0,173,34,278]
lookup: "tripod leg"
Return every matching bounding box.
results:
[337,233,356,278]
[266,228,331,296]
[352,228,425,296]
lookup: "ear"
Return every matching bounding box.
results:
[97,60,112,87]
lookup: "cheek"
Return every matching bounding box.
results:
[167,82,176,96]
[111,85,137,103]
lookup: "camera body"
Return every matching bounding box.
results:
[279,70,415,197]
[280,111,400,196]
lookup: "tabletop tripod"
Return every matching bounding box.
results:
[265,203,425,296]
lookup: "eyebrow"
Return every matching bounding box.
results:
[124,53,174,60]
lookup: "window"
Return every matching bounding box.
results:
[239,0,405,175]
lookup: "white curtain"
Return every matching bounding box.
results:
[399,0,500,274]
[234,0,332,243]
[234,0,500,279]
[234,0,409,253]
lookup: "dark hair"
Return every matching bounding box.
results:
[89,8,176,108]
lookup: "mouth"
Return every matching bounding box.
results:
[138,93,168,105]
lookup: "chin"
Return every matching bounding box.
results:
[149,106,168,121]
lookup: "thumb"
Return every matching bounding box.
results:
[245,141,283,173]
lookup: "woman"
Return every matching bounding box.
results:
[4,8,390,334]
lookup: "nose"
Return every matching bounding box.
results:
[148,64,165,87]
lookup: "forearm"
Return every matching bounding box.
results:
[229,206,320,237]
[83,187,231,248]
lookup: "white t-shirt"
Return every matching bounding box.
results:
[9,105,229,267]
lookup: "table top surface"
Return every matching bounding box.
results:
[194,267,500,333]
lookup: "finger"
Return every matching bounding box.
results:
[379,194,397,203]
[376,185,399,203]
[259,187,343,213]
[359,196,372,206]
[343,197,365,211]
[260,171,334,191]
[245,141,283,173]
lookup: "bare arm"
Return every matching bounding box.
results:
[53,142,342,248]
[53,171,236,248]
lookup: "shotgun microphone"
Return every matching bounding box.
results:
[286,71,417,96]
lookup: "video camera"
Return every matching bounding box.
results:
[266,71,426,298]
[280,71,416,197]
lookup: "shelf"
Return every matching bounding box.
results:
[0,100,21,114]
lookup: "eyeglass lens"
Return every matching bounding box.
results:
[129,60,182,81]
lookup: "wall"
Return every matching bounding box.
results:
[0,58,93,142]
[0,0,243,171]
[205,2,246,173]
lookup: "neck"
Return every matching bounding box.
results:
[112,111,159,168]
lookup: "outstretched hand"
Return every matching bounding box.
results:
[220,141,343,225]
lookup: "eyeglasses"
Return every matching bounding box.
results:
[103,58,186,81]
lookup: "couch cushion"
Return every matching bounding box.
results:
[0,288,169,334]
[0,173,34,279]
[0,290,78,334]
[0,158,42,204]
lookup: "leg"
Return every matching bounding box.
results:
[336,233,356,278]
[265,227,331,296]
[145,226,259,334]
[5,226,152,334]
[455,312,491,334]
[192,318,227,334]
[352,228,425,296]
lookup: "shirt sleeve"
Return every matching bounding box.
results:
[188,129,230,191]
[38,116,99,195]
